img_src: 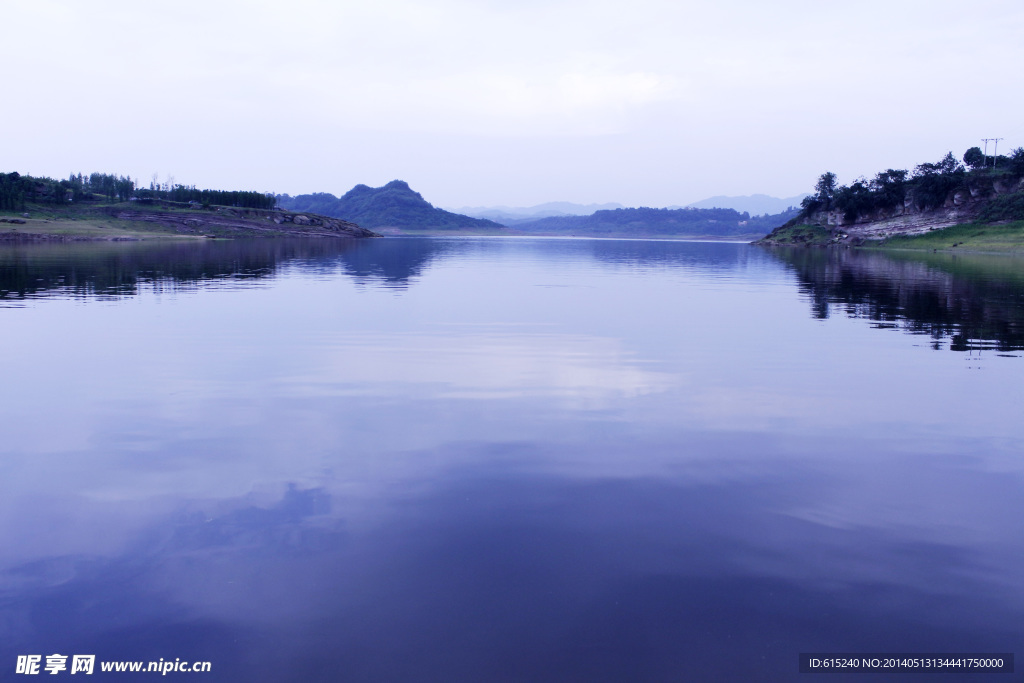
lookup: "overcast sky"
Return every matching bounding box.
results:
[6,0,1022,207]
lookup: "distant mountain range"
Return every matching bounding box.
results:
[512,206,801,238]
[451,202,625,225]
[683,194,808,215]
[276,184,802,238]
[453,194,808,225]
[277,181,502,231]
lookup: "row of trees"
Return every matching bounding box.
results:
[0,173,31,211]
[803,147,1024,222]
[146,185,276,210]
[83,173,137,202]
[1,172,136,211]
[0,171,276,212]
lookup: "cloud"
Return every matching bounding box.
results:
[282,330,677,406]
[5,0,1024,203]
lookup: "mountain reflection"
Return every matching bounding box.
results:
[769,248,1024,352]
[330,237,458,288]
[0,237,762,303]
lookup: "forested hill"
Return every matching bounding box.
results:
[512,206,801,237]
[277,181,502,230]
[758,146,1024,246]
[794,146,1024,226]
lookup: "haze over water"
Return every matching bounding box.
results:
[1,237,1022,681]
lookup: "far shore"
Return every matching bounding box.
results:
[372,226,767,241]
[9,210,1024,256]
[0,211,767,244]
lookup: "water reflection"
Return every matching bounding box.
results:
[330,237,459,288]
[0,238,460,301]
[0,240,333,301]
[3,237,1024,681]
[769,247,1024,351]
[0,237,768,304]
[3,450,1021,682]
[584,237,754,270]
[283,331,675,405]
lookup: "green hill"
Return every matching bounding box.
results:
[278,181,503,231]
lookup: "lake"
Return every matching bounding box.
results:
[1,237,1022,681]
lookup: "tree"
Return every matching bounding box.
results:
[815,172,837,204]
[870,169,908,210]
[938,151,963,175]
[1010,147,1024,176]
[963,146,986,170]
[912,152,965,210]
[833,178,874,221]
[800,195,820,211]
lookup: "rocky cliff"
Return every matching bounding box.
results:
[773,176,1024,244]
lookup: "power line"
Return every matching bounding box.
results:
[981,138,1004,167]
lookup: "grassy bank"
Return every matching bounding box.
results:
[753,223,833,246]
[1,201,376,241]
[877,221,1024,253]
[758,220,1024,254]
[1,212,196,241]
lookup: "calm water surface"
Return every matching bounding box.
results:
[1,237,1023,681]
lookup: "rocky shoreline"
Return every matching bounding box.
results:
[0,204,380,242]
[101,205,379,238]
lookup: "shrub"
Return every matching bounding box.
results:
[977,192,1024,222]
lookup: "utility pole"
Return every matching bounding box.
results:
[982,138,1004,167]
[993,138,1003,167]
